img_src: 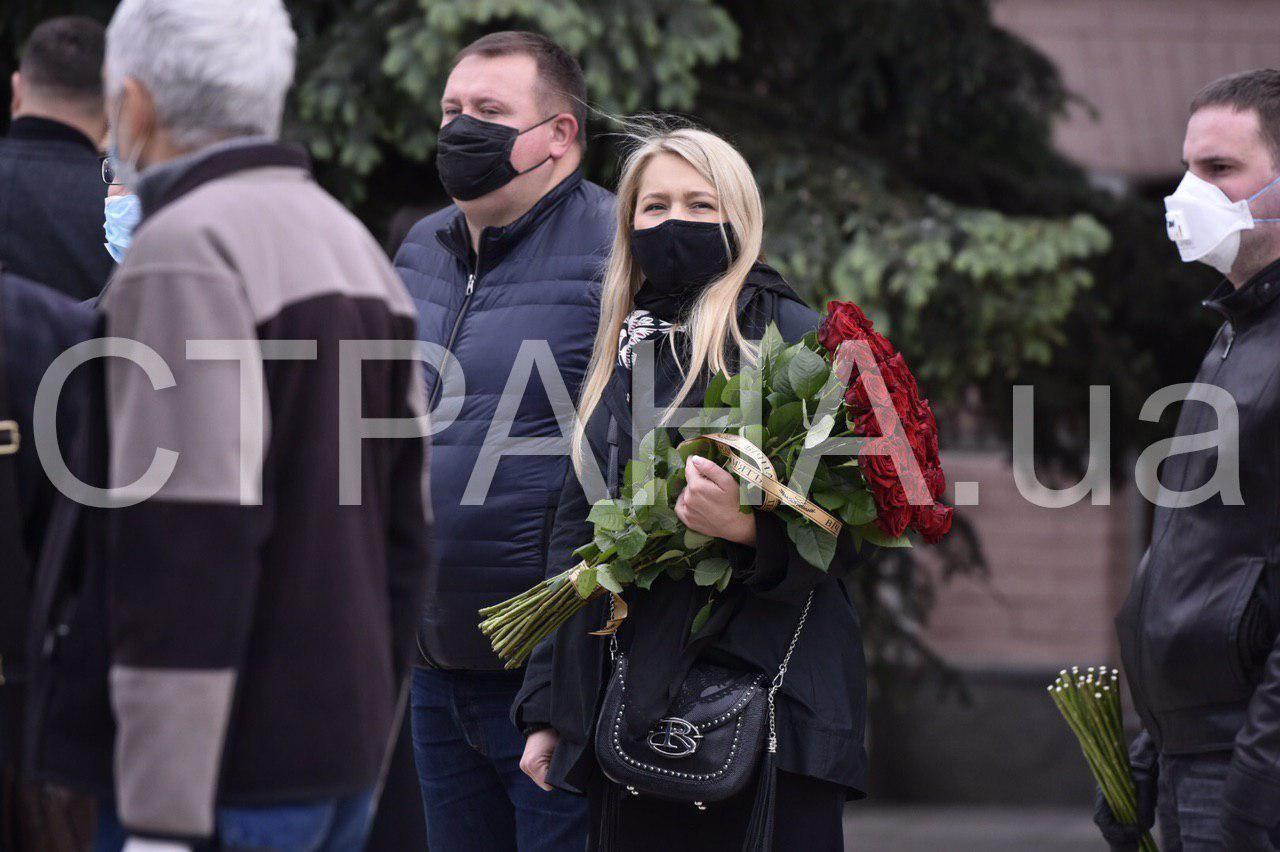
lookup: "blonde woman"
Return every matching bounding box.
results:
[513,126,868,850]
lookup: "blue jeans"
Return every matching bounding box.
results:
[410,667,588,851]
[93,789,376,851]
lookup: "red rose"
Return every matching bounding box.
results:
[880,353,917,396]
[905,423,930,463]
[888,386,917,426]
[895,462,931,505]
[880,480,909,508]
[875,501,913,538]
[850,408,881,438]
[913,502,954,544]
[866,329,896,362]
[847,368,894,412]
[819,301,874,351]
[845,373,870,411]
[925,465,946,500]
[858,445,899,490]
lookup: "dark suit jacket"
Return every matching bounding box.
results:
[0,117,114,301]
[0,268,97,769]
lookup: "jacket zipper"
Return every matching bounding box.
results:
[420,241,481,669]
[606,417,620,499]
[428,248,481,412]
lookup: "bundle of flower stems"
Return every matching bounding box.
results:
[479,568,597,669]
[1050,666,1158,852]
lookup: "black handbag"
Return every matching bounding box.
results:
[593,591,813,851]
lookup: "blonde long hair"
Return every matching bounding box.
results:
[572,125,766,473]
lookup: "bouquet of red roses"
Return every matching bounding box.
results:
[478,300,953,667]
[819,301,952,542]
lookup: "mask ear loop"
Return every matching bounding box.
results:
[512,114,563,177]
[1248,174,1280,222]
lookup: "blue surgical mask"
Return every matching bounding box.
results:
[104,194,142,263]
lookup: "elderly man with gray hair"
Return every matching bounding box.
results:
[22,1,432,850]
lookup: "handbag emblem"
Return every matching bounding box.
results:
[647,717,702,758]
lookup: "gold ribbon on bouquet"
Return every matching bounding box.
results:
[564,561,629,636]
[685,433,843,536]
[586,433,842,637]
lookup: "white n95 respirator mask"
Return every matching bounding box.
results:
[1164,171,1280,275]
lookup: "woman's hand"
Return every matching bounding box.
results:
[676,455,757,546]
[520,728,560,791]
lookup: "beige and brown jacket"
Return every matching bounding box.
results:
[99,141,430,841]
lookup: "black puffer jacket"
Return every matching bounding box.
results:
[1116,257,1280,830]
[514,264,870,798]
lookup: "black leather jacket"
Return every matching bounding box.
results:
[1116,257,1280,829]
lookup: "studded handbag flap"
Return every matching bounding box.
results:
[595,654,767,805]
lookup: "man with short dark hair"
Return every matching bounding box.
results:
[394,29,608,851]
[1100,68,1280,850]
[1,16,113,300]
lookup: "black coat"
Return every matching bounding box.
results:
[513,264,870,799]
[0,269,97,770]
[1116,257,1280,830]
[0,118,114,301]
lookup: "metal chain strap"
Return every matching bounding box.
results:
[767,590,814,754]
[606,586,815,756]
[608,595,619,661]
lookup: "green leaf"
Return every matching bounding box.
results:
[841,490,879,526]
[679,438,709,464]
[665,447,685,477]
[636,566,663,590]
[716,566,733,592]
[615,526,648,559]
[694,557,731,586]
[813,489,847,510]
[861,525,913,548]
[721,373,742,406]
[575,566,598,598]
[690,600,714,636]
[805,413,836,449]
[655,549,684,563]
[704,371,728,409]
[767,401,804,440]
[741,422,767,452]
[685,528,712,548]
[611,562,636,584]
[739,364,764,418]
[785,518,839,570]
[770,344,802,396]
[588,500,627,532]
[572,541,601,562]
[653,506,680,532]
[789,349,829,400]
[624,459,643,493]
[759,322,785,362]
[597,564,624,594]
[638,427,671,463]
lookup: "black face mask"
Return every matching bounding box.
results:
[631,219,738,319]
[435,113,556,201]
